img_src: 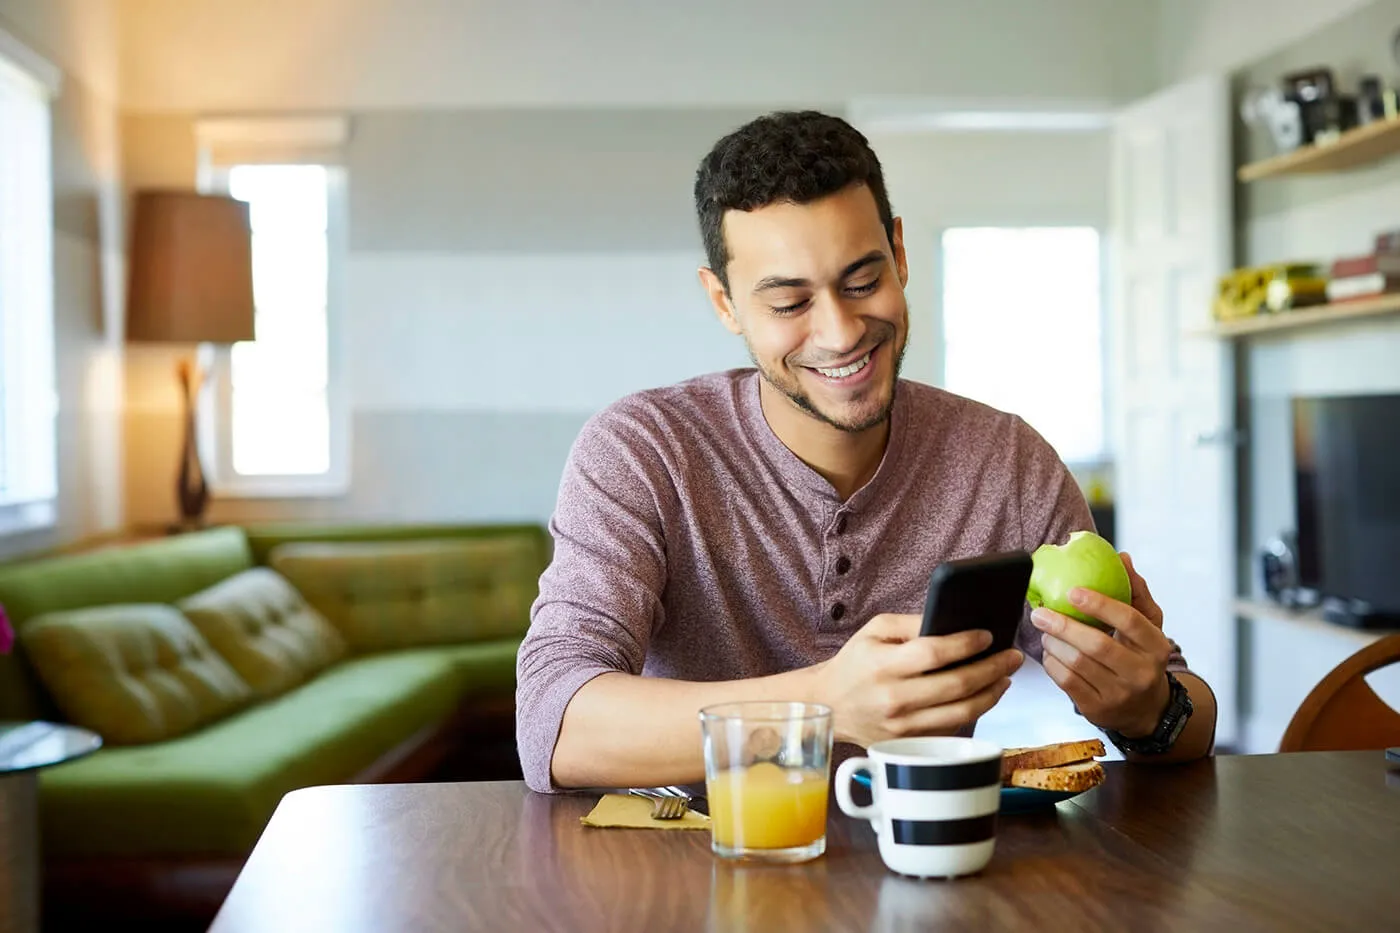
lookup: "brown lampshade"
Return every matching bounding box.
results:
[125,190,256,344]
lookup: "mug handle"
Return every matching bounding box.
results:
[835,757,880,822]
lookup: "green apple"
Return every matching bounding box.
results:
[1026,530,1132,631]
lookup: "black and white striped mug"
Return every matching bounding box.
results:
[835,737,1002,878]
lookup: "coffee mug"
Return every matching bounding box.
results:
[835,736,1002,879]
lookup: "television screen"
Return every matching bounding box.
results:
[1292,393,1400,613]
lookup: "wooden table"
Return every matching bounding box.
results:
[211,751,1400,932]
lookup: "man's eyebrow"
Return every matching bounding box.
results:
[750,249,888,295]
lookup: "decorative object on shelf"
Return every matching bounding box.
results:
[1214,263,1327,321]
[125,190,256,531]
[1282,66,1360,146]
[1357,75,1399,126]
[1241,85,1304,155]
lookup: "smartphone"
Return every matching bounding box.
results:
[918,550,1033,670]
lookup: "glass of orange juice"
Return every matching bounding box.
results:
[698,701,833,863]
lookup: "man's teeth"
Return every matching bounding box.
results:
[816,352,871,379]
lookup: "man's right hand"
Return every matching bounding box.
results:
[811,612,1023,747]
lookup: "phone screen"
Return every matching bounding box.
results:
[919,550,1033,670]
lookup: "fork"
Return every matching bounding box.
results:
[629,787,689,820]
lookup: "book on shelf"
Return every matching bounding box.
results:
[1326,272,1400,302]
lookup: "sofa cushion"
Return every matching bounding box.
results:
[19,604,253,745]
[268,538,538,652]
[38,649,462,858]
[179,568,347,700]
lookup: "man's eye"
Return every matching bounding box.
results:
[771,300,809,316]
[847,278,879,296]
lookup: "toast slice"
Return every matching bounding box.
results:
[1006,760,1105,793]
[1000,739,1106,781]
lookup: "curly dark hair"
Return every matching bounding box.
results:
[694,110,896,293]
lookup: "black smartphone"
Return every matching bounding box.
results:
[918,550,1033,670]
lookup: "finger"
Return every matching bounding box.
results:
[1062,587,1170,655]
[1031,605,1139,671]
[1120,553,1164,627]
[1039,632,1117,695]
[891,677,1013,737]
[861,612,923,644]
[1041,650,1102,707]
[889,629,993,676]
[888,648,1022,712]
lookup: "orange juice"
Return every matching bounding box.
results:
[707,761,829,849]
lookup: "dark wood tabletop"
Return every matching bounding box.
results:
[209,751,1400,932]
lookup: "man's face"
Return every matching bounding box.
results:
[700,184,909,434]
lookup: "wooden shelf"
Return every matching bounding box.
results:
[1206,292,1400,338]
[1238,116,1400,182]
[1233,599,1394,643]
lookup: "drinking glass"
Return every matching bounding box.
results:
[698,701,833,863]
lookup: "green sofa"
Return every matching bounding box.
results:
[0,522,548,927]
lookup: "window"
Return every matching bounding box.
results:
[0,35,59,535]
[196,118,349,496]
[940,227,1106,465]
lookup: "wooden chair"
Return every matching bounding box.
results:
[1279,633,1400,752]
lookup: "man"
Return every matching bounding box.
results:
[516,111,1215,793]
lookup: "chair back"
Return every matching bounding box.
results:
[1279,633,1400,753]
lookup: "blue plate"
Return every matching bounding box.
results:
[851,770,1079,813]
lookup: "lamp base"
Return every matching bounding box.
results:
[175,357,210,529]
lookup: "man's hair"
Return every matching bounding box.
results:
[694,110,896,293]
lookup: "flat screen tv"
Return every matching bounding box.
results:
[1292,392,1400,623]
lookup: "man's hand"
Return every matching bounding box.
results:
[812,613,1023,747]
[1030,552,1174,738]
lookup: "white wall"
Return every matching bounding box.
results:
[115,0,1159,111]
[1154,0,1377,86]
[0,0,124,559]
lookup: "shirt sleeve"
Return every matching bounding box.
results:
[515,405,672,793]
[1010,417,1189,674]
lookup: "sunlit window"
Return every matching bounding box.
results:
[941,227,1105,464]
[0,42,58,535]
[225,165,331,477]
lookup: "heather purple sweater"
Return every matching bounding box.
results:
[516,369,1186,792]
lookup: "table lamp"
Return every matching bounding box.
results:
[125,190,256,530]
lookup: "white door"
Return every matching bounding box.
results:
[1110,75,1238,747]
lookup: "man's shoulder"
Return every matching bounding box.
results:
[578,369,753,452]
[898,380,1060,464]
[898,380,1028,434]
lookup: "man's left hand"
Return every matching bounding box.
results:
[1030,553,1173,738]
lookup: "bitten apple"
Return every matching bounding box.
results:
[1026,531,1132,631]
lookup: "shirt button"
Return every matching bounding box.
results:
[831,602,846,621]
[835,555,851,575]
[835,514,848,535]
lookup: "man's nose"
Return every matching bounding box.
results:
[809,294,865,357]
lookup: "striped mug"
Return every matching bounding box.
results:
[835,737,1002,878]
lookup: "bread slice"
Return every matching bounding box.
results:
[1006,760,1105,793]
[1000,739,1106,781]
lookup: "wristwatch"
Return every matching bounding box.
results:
[1106,672,1193,755]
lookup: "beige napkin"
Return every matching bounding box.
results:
[580,794,711,830]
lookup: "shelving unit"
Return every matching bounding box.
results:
[1233,599,1394,644]
[1206,292,1400,338]
[1237,116,1400,182]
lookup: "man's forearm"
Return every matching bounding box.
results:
[1126,672,1217,765]
[550,667,821,789]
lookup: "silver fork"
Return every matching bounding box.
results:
[629,787,689,820]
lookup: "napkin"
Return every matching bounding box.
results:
[580,794,711,830]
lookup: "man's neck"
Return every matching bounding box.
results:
[758,380,891,501]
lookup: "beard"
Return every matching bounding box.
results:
[748,318,906,434]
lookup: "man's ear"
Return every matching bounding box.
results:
[698,266,743,335]
[891,216,909,289]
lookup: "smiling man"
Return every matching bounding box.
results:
[515,111,1216,793]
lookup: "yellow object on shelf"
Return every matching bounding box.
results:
[1213,263,1326,322]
